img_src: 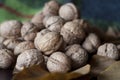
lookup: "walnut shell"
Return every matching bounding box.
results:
[34,29,51,49]
[43,0,60,16]
[61,20,86,44]
[59,3,78,21]
[82,33,101,53]
[21,22,38,41]
[97,43,119,60]
[14,41,35,55]
[65,44,88,69]
[15,49,44,72]
[47,52,71,73]
[0,20,22,38]
[3,39,21,50]
[34,31,63,55]
[31,12,45,30]
[0,49,14,69]
[45,16,65,32]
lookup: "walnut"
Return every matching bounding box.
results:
[82,33,101,53]
[65,44,88,69]
[0,49,14,69]
[21,22,38,41]
[97,43,119,60]
[34,31,63,55]
[47,52,71,73]
[61,20,86,44]
[0,20,22,38]
[31,12,45,30]
[14,41,35,55]
[43,0,60,16]
[59,3,78,21]
[14,49,44,72]
[34,29,51,49]
[3,39,21,50]
[45,16,65,32]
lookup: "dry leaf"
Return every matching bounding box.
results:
[90,55,116,77]
[13,64,90,80]
[98,61,120,80]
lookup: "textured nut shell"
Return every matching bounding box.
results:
[43,0,60,16]
[21,22,38,41]
[0,20,22,38]
[0,49,14,69]
[65,44,88,69]
[35,32,63,55]
[82,33,101,53]
[61,20,86,44]
[31,12,45,30]
[3,39,21,50]
[0,43,6,49]
[15,49,44,72]
[45,16,65,32]
[59,3,78,21]
[97,43,119,60]
[14,41,35,55]
[34,29,51,49]
[47,52,71,73]
[0,37,6,44]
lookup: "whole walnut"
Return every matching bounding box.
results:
[97,43,119,60]
[47,52,71,73]
[0,49,14,69]
[0,20,22,38]
[45,16,65,32]
[34,29,51,49]
[43,15,52,26]
[15,49,44,72]
[61,20,86,44]
[3,39,21,50]
[34,31,63,55]
[82,33,101,53]
[59,3,78,21]
[21,22,38,41]
[31,12,45,30]
[65,44,88,69]
[14,41,35,55]
[43,0,60,16]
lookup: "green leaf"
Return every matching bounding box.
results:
[98,61,120,80]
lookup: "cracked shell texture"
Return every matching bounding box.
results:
[47,52,71,73]
[3,39,21,50]
[65,44,88,69]
[45,16,65,32]
[35,31,63,55]
[14,41,35,55]
[82,33,101,53]
[0,20,22,39]
[43,0,60,16]
[34,29,51,50]
[0,49,14,69]
[59,3,78,21]
[15,49,44,72]
[61,20,86,45]
[31,12,45,30]
[21,22,38,41]
[97,43,119,60]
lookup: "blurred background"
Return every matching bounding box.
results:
[0,0,120,30]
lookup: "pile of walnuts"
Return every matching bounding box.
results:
[0,0,119,74]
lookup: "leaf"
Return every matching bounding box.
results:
[90,55,116,77]
[98,61,120,80]
[13,64,90,80]
[13,65,48,80]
